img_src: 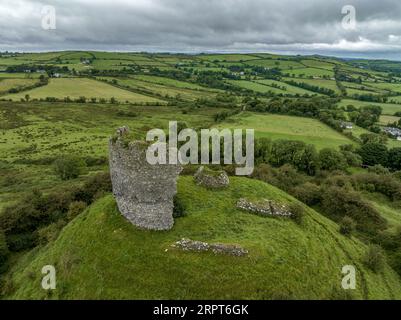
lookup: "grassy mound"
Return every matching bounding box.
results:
[4,177,401,299]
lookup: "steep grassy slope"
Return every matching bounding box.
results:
[5,177,401,300]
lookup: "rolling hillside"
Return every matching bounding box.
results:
[1,51,401,301]
[4,177,401,299]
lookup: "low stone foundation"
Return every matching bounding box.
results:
[236,198,292,217]
[172,238,248,257]
[194,166,230,189]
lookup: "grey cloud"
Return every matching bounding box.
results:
[1,0,401,59]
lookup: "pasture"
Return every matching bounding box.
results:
[98,76,218,100]
[2,78,164,103]
[215,112,353,149]
[338,99,401,116]
[285,67,334,78]
[0,78,39,94]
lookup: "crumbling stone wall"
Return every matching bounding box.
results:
[172,238,248,257]
[236,198,292,217]
[194,166,230,189]
[109,129,182,231]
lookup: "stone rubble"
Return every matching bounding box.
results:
[236,198,292,217]
[194,166,230,189]
[173,238,248,257]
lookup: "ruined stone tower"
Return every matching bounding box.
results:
[109,128,182,231]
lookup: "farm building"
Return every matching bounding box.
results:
[383,127,401,138]
[341,122,353,129]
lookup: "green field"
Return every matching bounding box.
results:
[227,80,287,94]
[98,76,218,101]
[285,67,334,78]
[365,81,401,94]
[199,54,259,62]
[133,75,216,91]
[215,112,353,149]
[285,78,341,94]
[245,59,304,70]
[338,99,401,116]
[3,78,164,103]
[0,73,42,79]
[254,79,317,95]
[5,177,401,299]
[380,115,400,126]
[0,78,38,94]
[300,59,335,70]
[228,79,321,96]
[388,96,401,104]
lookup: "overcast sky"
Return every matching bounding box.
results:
[1,0,401,60]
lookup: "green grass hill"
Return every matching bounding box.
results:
[4,176,401,300]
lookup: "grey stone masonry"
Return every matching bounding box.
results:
[194,166,230,189]
[236,198,292,217]
[109,128,182,231]
[173,238,248,257]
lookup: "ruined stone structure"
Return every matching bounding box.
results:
[109,128,182,231]
[173,238,248,257]
[194,166,230,189]
[236,198,292,217]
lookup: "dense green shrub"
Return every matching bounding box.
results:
[353,173,401,201]
[269,140,319,175]
[67,201,87,221]
[72,172,112,204]
[0,172,111,252]
[173,195,187,218]
[390,249,401,277]
[367,165,390,175]
[364,244,385,273]
[289,203,305,225]
[252,164,308,193]
[388,148,401,170]
[339,216,356,236]
[321,187,387,235]
[84,156,108,167]
[5,233,36,252]
[358,142,388,166]
[53,156,86,180]
[322,174,354,190]
[0,231,9,272]
[0,190,54,235]
[36,220,66,245]
[291,182,321,206]
[319,148,347,171]
[254,138,272,164]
